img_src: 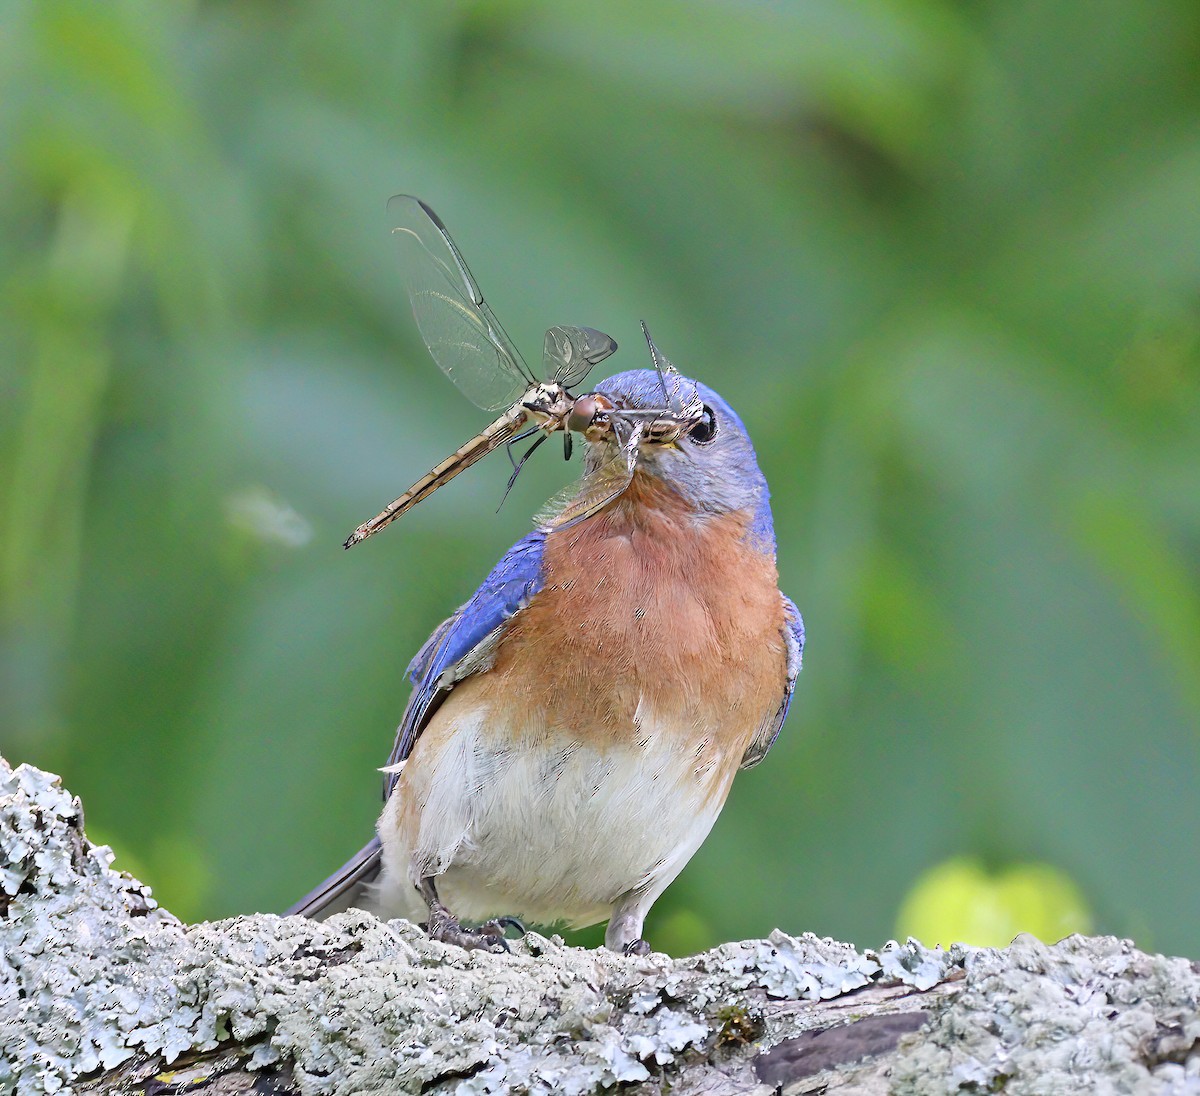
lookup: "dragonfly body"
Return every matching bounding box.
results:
[345,381,574,548]
[344,197,618,546]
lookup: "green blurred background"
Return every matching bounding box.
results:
[3,1,1200,957]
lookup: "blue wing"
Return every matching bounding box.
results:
[381,529,547,797]
[740,594,804,770]
[289,530,547,916]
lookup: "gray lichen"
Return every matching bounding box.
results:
[4,757,1200,1096]
[890,935,1200,1095]
[0,758,935,1095]
[1,759,184,1089]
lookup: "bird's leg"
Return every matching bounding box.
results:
[417,877,516,954]
[606,896,652,956]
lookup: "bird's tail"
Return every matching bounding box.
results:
[284,836,383,919]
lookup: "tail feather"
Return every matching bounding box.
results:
[285,837,383,919]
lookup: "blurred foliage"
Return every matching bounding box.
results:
[896,858,1093,949]
[3,0,1200,957]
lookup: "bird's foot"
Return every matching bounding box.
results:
[424,904,509,953]
[483,914,527,939]
[423,903,522,954]
[623,938,652,957]
[418,876,524,954]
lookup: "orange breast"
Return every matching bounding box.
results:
[474,472,787,757]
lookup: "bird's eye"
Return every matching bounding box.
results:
[689,404,718,445]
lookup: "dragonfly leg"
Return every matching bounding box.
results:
[417,877,511,954]
[496,431,550,512]
[504,425,542,469]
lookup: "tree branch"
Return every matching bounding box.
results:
[3,757,1198,1095]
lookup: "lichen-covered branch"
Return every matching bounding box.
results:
[3,758,1199,1096]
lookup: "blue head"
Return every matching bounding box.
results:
[587,365,777,555]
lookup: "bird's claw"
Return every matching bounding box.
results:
[424,905,511,954]
[484,915,527,938]
[623,938,652,957]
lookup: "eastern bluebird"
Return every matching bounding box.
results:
[289,359,804,955]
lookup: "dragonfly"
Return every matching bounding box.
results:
[344,195,620,548]
[536,321,705,531]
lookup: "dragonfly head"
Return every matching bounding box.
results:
[566,392,614,437]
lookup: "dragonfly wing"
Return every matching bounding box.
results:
[389,195,534,412]
[639,321,703,418]
[535,460,633,530]
[535,421,641,531]
[543,325,618,390]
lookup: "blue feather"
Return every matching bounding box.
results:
[740,594,805,769]
[384,530,547,789]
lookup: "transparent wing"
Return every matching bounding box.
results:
[542,325,618,390]
[536,420,642,530]
[535,459,634,531]
[389,195,535,412]
[639,321,702,418]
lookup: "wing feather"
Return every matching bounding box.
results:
[288,531,548,918]
[740,594,804,770]
[382,529,547,797]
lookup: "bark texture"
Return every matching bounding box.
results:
[3,758,1199,1095]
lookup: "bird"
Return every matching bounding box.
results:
[288,350,804,956]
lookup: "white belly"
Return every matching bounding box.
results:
[372,701,735,929]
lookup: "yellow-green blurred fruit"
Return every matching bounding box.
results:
[896,858,1093,948]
